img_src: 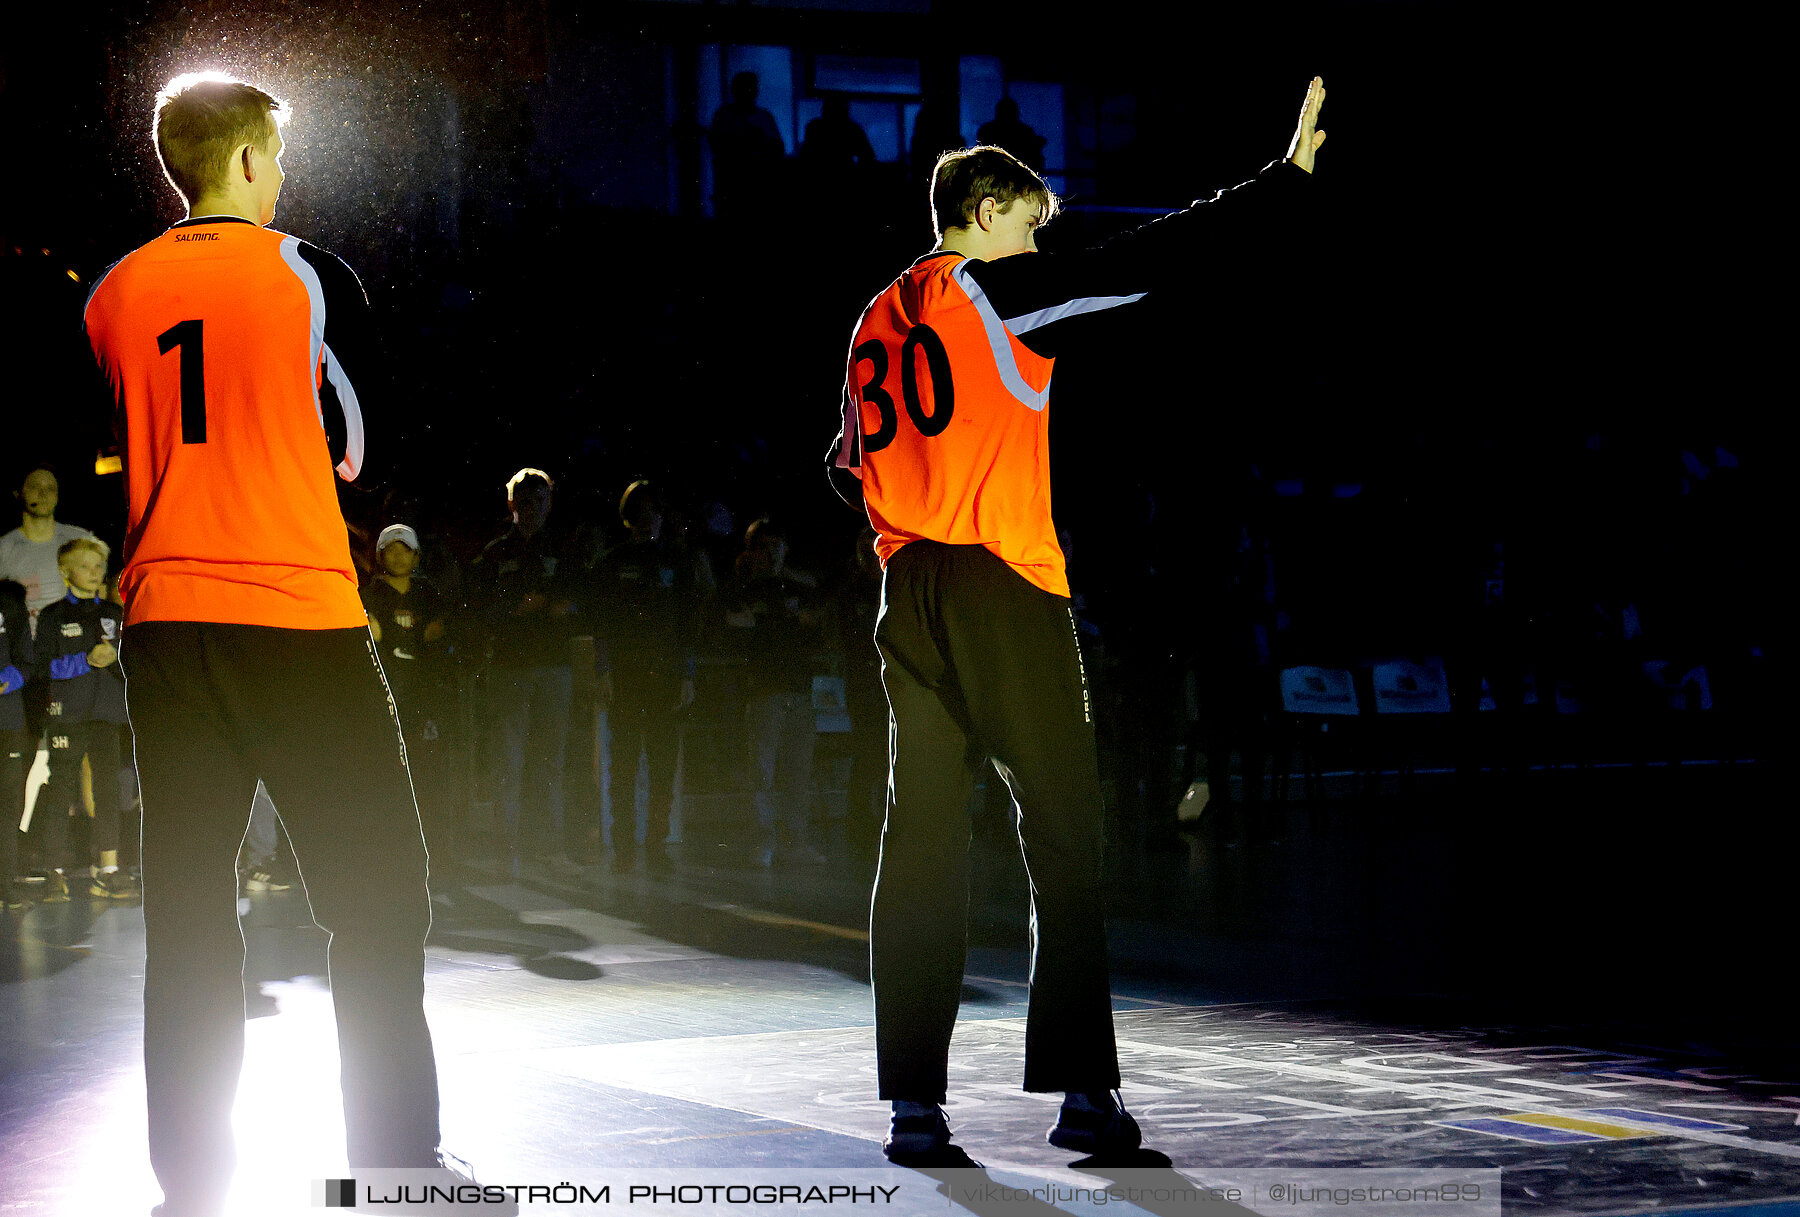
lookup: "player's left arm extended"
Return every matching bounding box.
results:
[965,159,1314,362]
[969,75,1325,360]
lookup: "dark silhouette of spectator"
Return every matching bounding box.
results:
[1085,490,1187,857]
[907,102,965,195]
[362,524,459,882]
[725,518,828,867]
[709,72,785,222]
[469,468,580,874]
[694,499,737,604]
[1188,519,1287,842]
[588,480,702,874]
[835,527,886,868]
[1450,536,1529,704]
[802,97,877,173]
[977,97,1046,173]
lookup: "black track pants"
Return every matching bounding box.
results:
[870,541,1121,1101]
[121,622,439,1212]
[37,719,123,867]
[608,668,684,855]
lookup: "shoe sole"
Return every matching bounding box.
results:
[1047,1123,1142,1154]
[883,1134,945,1158]
[883,1142,983,1169]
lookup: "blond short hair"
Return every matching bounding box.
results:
[154,72,290,206]
[58,536,110,566]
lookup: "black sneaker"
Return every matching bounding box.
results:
[41,871,70,903]
[1048,1091,1142,1155]
[883,1105,980,1167]
[884,1104,950,1159]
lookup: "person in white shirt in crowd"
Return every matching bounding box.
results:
[0,467,100,632]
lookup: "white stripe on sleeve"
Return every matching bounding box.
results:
[277,237,327,422]
[1003,291,1146,335]
[949,261,1051,413]
[280,237,363,480]
[320,343,365,480]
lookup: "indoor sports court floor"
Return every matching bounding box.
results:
[3,765,1795,1216]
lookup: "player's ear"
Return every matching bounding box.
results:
[238,143,257,183]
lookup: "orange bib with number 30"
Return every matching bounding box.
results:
[846,252,1066,597]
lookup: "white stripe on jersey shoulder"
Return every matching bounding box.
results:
[1003,291,1147,336]
[278,237,364,481]
[948,260,1051,413]
[320,343,365,481]
[278,236,328,423]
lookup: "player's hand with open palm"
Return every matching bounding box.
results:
[1287,76,1327,173]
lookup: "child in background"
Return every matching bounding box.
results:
[361,524,455,873]
[32,537,135,900]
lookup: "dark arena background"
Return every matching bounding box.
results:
[0,3,1785,1215]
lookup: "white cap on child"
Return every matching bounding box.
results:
[378,524,420,552]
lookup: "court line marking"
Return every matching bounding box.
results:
[1055,1034,1800,1161]
[702,903,868,943]
[488,883,1800,1157]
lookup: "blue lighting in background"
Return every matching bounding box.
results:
[959,56,1066,192]
[958,55,1002,150]
[812,55,920,95]
[723,44,795,153]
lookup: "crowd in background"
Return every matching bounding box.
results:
[1,410,1770,912]
[1,459,896,905]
